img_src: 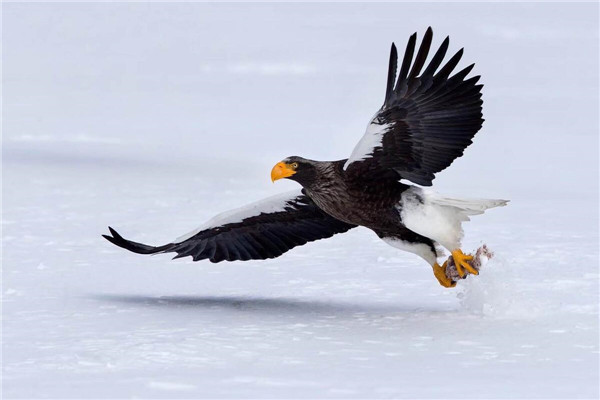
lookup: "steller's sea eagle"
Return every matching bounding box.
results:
[104,27,508,288]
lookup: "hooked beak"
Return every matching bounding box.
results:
[271,161,296,182]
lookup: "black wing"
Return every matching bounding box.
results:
[103,190,355,263]
[344,27,484,186]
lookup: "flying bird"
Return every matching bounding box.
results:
[104,27,507,288]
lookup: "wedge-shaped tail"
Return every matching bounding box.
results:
[428,195,509,217]
[399,187,508,251]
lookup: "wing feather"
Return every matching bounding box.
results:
[344,27,484,186]
[397,33,416,89]
[384,43,398,105]
[103,190,355,262]
[422,36,449,78]
[408,27,433,80]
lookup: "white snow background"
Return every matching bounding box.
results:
[2,3,599,399]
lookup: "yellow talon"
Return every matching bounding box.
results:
[451,249,478,277]
[433,261,456,288]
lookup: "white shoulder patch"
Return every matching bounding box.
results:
[343,115,392,170]
[174,189,303,243]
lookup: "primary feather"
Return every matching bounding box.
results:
[344,27,484,187]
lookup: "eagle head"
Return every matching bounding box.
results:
[271,156,317,187]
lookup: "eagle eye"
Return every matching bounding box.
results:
[291,162,298,169]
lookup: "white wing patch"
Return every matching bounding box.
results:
[343,115,392,170]
[174,190,303,243]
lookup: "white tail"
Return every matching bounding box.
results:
[400,187,509,252]
[429,195,509,217]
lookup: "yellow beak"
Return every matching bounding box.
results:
[271,161,296,182]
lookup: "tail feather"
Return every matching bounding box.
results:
[400,187,508,251]
[102,226,170,255]
[431,196,509,216]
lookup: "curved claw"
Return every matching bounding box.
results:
[433,261,456,288]
[451,250,478,277]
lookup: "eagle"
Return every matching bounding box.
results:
[104,27,508,288]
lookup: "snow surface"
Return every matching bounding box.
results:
[3,3,599,399]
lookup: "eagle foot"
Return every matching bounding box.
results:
[433,261,456,288]
[451,249,477,277]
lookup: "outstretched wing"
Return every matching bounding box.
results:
[103,190,355,263]
[344,27,484,186]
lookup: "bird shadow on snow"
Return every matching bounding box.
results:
[90,258,518,318]
[91,294,458,316]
